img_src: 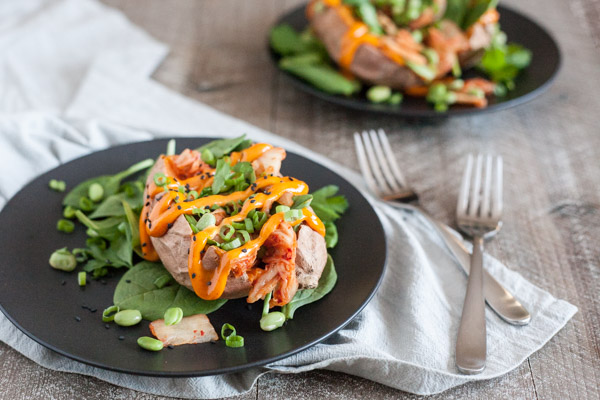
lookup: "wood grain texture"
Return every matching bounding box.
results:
[1,0,599,398]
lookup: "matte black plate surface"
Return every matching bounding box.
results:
[0,138,386,376]
[270,4,561,118]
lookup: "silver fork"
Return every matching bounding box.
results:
[454,154,503,374]
[353,129,530,325]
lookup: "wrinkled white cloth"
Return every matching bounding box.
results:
[0,0,577,398]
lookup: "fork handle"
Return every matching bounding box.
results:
[456,235,487,374]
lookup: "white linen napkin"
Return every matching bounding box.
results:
[0,0,577,398]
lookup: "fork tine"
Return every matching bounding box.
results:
[457,154,474,216]
[376,129,408,189]
[368,130,402,192]
[492,156,503,217]
[480,155,493,218]
[360,131,394,196]
[354,132,381,196]
[468,154,484,217]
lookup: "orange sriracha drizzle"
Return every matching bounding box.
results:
[140,143,326,301]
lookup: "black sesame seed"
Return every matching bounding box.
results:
[142,243,147,247]
[61,280,66,286]
[167,345,174,349]
[242,249,247,253]
[192,273,196,278]
[193,236,197,241]
[126,279,131,283]
[90,308,97,313]
[250,200,255,203]
[145,202,150,206]
[100,280,107,285]
[207,281,212,286]
[246,304,253,311]
[177,205,182,210]
[75,316,81,322]
[118,336,125,341]
[167,223,173,229]
[104,324,110,329]
[187,248,190,254]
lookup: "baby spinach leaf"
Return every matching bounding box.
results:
[270,24,306,56]
[114,261,227,320]
[310,185,349,222]
[324,221,339,248]
[196,135,251,160]
[211,158,233,194]
[63,158,153,209]
[88,190,143,219]
[282,255,337,320]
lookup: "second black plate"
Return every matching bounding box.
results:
[270,4,561,118]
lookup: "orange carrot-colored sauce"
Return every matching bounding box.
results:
[309,1,406,69]
[140,144,326,301]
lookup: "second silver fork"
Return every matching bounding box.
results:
[455,154,503,374]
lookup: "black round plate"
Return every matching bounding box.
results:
[270,4,561,117]
[0,138,386,377]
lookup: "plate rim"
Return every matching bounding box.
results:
[0,137,388,377]
[268,3,562,118]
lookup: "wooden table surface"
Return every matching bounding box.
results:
[1,0,600,398]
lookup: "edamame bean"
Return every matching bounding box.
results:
[260,311,286,331]
[49,248,77,271]
[367,85,392,104]
[164,307,183,326]
[114,309,142,326]
[137,336,164,351]
[57,219,75,233]
[88,183,104,202]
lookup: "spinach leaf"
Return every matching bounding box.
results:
[196,135,251,160]
[88,189,143,219]
[270,24,306,56]
[113,261,227,320]
[281,255,337,319]
[443,0,470,27]
[121,200,142,257]
[462,0,498,29]
[63,158,153,209]
[310,185,349,222]
[211,158,233,194]
[324,221,339,248]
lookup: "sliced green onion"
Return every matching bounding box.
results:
[88,183,104,202]
[284,209,303,222]
[153,274,172,289]
[448,79,464,90]
[57,219,75,233]
[49,248,77,271]
[452,59,462,77]
[207,239,221,247]
[79,197,94,212]
[153,173,167,187]
[221,238,242,251]
[231,221,245,230]
[467,87,485,98]
[221,323,236,339]
[192,207,206,215]
[78,271,87,286]
[247,209,256,219]
[86,228,99,237]
[166,139,176,156]
[236,230,251,244]
[253,212,268,230]
[178,185,186,193]
[275,205,290,214]
[188,190,199,200]
[406,61,436,82]
[219,224,235,241]
[63,205,77,219]
[48,179,66,192]
[225,335,244,348]
[72,248,88,263]
[102,305,120,322]
[197,213,216,231]
[244,218,254,233]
